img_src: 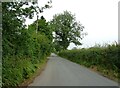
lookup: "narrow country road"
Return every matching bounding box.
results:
[29,53,118,86]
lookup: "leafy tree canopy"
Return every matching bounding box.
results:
[50,11,85,51]
[2,1,51,57]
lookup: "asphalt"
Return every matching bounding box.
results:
[29,53,118,86]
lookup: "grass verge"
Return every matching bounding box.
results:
[19,58,48,87]
[2,56,49,87]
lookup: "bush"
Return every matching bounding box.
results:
[2,22,53,87]
[59,43,120,80]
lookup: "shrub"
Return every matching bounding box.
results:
[59,43,120,80]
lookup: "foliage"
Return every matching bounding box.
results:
[2,1,53,87]
[59,43,120,80]
[29,16,53,42]
[2,1,51,57]
[50,11,85,51]
[2,56,47,86]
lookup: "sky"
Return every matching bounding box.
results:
[26,0,119,49]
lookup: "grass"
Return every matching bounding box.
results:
[2,55,49,87]
[19,58,48,87]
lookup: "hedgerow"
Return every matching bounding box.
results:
[59,43,120,81]
[2,2,53,87]
[2,27,52,87]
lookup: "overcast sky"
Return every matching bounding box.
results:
[26,0,119,49]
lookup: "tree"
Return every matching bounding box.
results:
[28,16,53,54]
[2,1,53,86]
[2,2,36,56]
[2,1,51,57]
[50,11,84,51]
[28,15,53,44]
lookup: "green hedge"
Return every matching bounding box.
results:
[2,2,53,87]
[2,56,46,86]
[2,24,52,87]
[59,44,120,80]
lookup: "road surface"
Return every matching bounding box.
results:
[29,53,118,86]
